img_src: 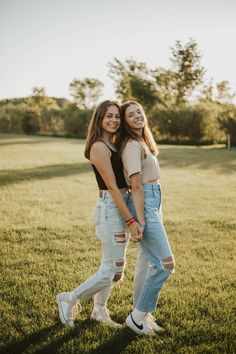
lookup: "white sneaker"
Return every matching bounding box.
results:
[56,292,80,327]
[91,306,121,327]
[146,313,165,332]
[125,313,155,335]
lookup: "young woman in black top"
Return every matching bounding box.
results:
[56,100,142,327]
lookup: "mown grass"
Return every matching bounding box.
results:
[0,134,236,354]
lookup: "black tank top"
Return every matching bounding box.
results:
[91,145,127,190]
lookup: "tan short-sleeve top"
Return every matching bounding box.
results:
[122,139,161,185]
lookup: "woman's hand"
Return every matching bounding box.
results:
[129,221,143,242]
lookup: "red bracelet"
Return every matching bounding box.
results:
[126,217,134,223]
[127,218,136,227]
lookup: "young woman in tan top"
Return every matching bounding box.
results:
[118,101,175,335]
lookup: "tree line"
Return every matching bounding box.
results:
[0,38,235,146]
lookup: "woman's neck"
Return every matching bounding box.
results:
[102,137,112,144]
[102,132,113,144]
[129,129,143,140]
[132,128,143,137]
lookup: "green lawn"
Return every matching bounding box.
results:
[0,134,236,354]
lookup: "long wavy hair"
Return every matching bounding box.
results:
[117,101,158,157]
[84,100,121,160]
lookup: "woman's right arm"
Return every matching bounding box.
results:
[90,142,142,240]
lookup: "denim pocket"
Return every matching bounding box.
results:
[144,192,161,223]
[93,204,101,225]
[144,189,154,199]
[106,204,123,223]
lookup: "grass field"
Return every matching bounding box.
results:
[0,134,236,354]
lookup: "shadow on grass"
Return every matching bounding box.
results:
[0,320,137,354]
[35,321,138,354]
[0,323,61,354]
[0,162,91,186]
[88,327,137,354]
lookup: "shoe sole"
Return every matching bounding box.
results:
[152,325,165,332]
[56,294,73,327]
[91,314,122,327]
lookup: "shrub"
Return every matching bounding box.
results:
[21,110,40,134]
[62,104,92,138]
[0,105,24,133]
[0,108,11,133]
[151,103,224,144]
[217,105,236,147]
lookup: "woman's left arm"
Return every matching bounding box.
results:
[130,173,145,228]
[122,140,145,228]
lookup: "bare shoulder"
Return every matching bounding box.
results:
[90,141,110,163]
[91,141,110,154]
[91,141,106,150]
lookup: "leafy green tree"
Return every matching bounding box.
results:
[109,39,206,110]
[151,68,178,108]
[170,38,205,106]
[27,87,59,133]
[108,58,160,114]
[69,78,104,109]
[198,79,214,102]
[108,58,149,101]
[216,81,235,104]
[129,76,158,113]
[28,87,56,110]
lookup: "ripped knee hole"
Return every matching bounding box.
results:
[113,272,123,282]
[113,260,125,282]
[114,233,126,244]
[162,256,175,270]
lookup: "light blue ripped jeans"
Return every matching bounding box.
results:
[71,191,129,306]
[128,184,174,313]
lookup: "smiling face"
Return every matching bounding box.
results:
[124,103,146,134]
[101,104,121,138]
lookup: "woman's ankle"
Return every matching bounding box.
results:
[132,308,147,321]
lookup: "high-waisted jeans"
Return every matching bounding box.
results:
[128,184,174,312]
[71,191,129,306]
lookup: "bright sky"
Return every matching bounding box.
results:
[1,0,236,101]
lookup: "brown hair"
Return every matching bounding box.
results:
[117,101,158,157]
[84,100,121,159]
